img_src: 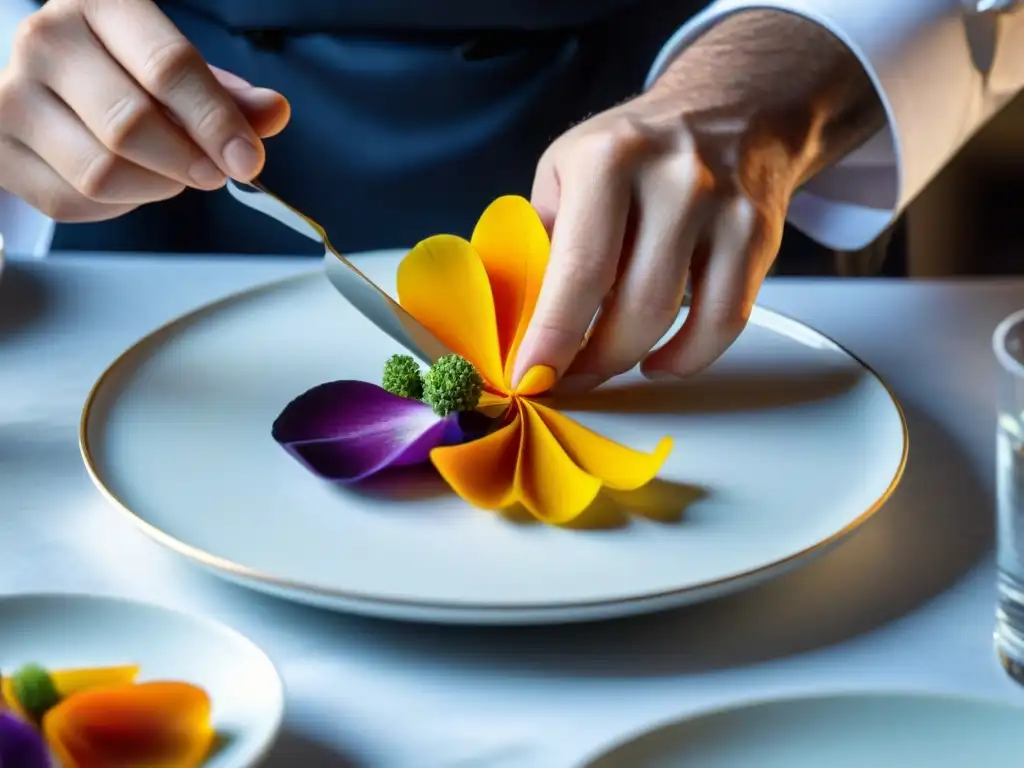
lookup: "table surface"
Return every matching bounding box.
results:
[2,251,1023,767]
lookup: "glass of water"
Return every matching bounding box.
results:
[994,309,1024,680]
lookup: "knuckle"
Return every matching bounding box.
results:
[12,12,63,61]
[191,99,236,140]
[73,150,123,200]
[702,298,750,338]
[99,94,157,152]
[578,117,653,170]
[138,38,202,96]
[36,183,91,221]
[44,194,87,222]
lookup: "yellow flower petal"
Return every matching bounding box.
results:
[469,195,550,383]
[515,400,602,524]
[430,410,523,510]
[397,234,505,389]
[2,665,143,723]
[530,401,672,491]
[1,677,30,722]
[514,365,556,397]
[52,665,141,699]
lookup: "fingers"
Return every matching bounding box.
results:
[3,79,185,206]
[0,136,138,222]
[24,11,224,190]
[560,152,714,390]
[82,0,266,180]
[529,150,560,236]
[211,65,291,138]
[512,134,634,384]
[642,197,780,378]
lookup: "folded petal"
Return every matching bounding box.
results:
[273,381,464,482]
[515,401,602,524]
[430,409,523,510]
[397,234,506,389]
[514,365,556,398]
[43,682,214,768]
[477,390,512,419]
[0,711,50,768]
[469,196,550,381]
[529,401,672,490]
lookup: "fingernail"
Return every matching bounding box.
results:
[222,136,261,180]
[642,369,679,382]
[188,157,226,189]
[555,374,602,394]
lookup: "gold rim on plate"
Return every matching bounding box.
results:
[78,268,909,614]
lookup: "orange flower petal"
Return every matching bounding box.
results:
[530,401,673,490]
[514,365,557,398]
[397,234,506,389]
[52,666,141,699]
[430,410,523,510]
[43,682,214,768]
[469,196,550,384]
[515,401,602,524]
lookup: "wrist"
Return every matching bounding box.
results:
[646,9,884,194]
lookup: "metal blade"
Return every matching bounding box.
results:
[226,180,454,364]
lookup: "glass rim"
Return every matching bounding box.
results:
[994,307,1024,378]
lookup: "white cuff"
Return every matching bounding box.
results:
[646,0,1024,251]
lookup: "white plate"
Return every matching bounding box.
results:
[576,692,1024,767]
[80,250,907,624]
[0,593,284,767]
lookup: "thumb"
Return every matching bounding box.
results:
[209,65,291,138]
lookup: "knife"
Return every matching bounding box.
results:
[226,179,454,364]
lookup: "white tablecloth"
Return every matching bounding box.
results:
[1,252,1022,767]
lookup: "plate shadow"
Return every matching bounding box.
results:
[0,262,52,341]
[260,727,360,768]
[548,365,862,416]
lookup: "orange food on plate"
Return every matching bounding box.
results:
[43,681,215,768]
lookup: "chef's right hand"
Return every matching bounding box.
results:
[0,0,290,221]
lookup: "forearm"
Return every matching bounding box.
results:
[648,10,884,190]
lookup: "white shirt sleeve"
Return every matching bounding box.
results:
[646,0,1024,251]
[0,0,56,258]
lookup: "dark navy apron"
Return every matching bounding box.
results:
[51,0,705,255]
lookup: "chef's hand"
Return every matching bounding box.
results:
[0,0,290,222]
[514,10,882,391]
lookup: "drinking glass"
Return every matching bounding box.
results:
[993,308,1024,680]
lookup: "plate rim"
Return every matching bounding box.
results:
[570,688,1024,767]
[0,590,286,766]
[78,259,909,615]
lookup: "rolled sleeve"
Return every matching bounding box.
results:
[646,0,1024,251]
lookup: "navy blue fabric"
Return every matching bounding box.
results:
[52,0,704,255]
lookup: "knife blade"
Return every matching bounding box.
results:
[226,179,454,364]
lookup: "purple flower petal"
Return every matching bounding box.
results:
[272,381,467,482]
[0,711,50,768]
